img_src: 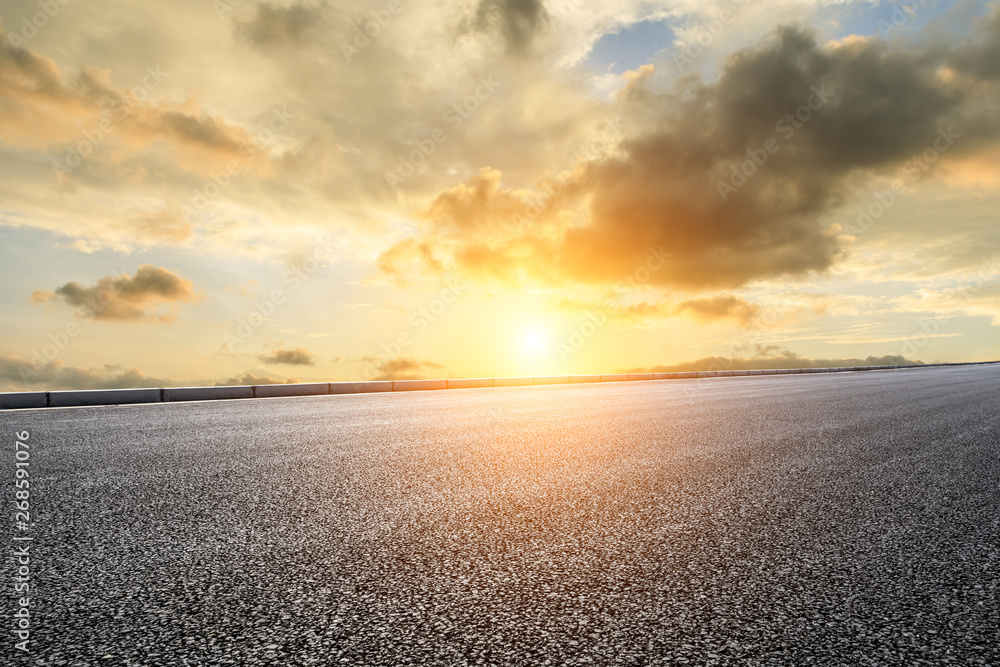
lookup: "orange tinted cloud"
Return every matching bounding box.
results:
[675,295,762,325]
[363,356,444,381]
[0,28,271,176]
[380,15,1000,292]
[215,371,298,386]
[626,351,924,373]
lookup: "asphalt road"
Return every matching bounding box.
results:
[2,365,999,666]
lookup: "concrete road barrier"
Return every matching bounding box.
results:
[329,381,392,394]
[0,392,49,409]
[493,377,534,387]
[164,386,254,403]
[254,383,330,398]
[49,388,161,408]
[3,362,997,410]
[393,379,447,391]
[533,376,570,385]
[446,378,493,389]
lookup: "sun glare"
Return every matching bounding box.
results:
[520,327,549,355]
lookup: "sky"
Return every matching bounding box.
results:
[1,0,999,390]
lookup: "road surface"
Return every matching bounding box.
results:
[2,365,999,665]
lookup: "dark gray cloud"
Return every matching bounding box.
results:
[555,22,995,289]
[386,10,1000,291]
[258,347,317,366]
[949,7,1000,80]
[472,0,548,55]
[32,265,199,321]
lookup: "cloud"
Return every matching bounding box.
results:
[364,356,444,381]
[32,265,199,321]
[949,7,1000,81]
[675,295,762,325]
[0,0,605,257]
[555,293,766,326]
[895,275,1000,325]
[258,347,317,366]
[0,27,272,176]
[0,354,173,391]
[121,205,193,244]
[375,166,574,285]
[381,12,1000,291]
[215,371,298,386]
[471,0,549,56]
[237,2,324,47]
[0,355,298,391]
[626,351,924,373]
[553,297,675,324]
[375,237,446,286]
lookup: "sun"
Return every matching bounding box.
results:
[519,327,549,355]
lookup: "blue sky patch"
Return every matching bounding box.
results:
[585,18,676,74]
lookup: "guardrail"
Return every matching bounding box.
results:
[1,361,996,410]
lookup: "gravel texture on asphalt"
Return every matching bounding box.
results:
[2,365,998,666]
